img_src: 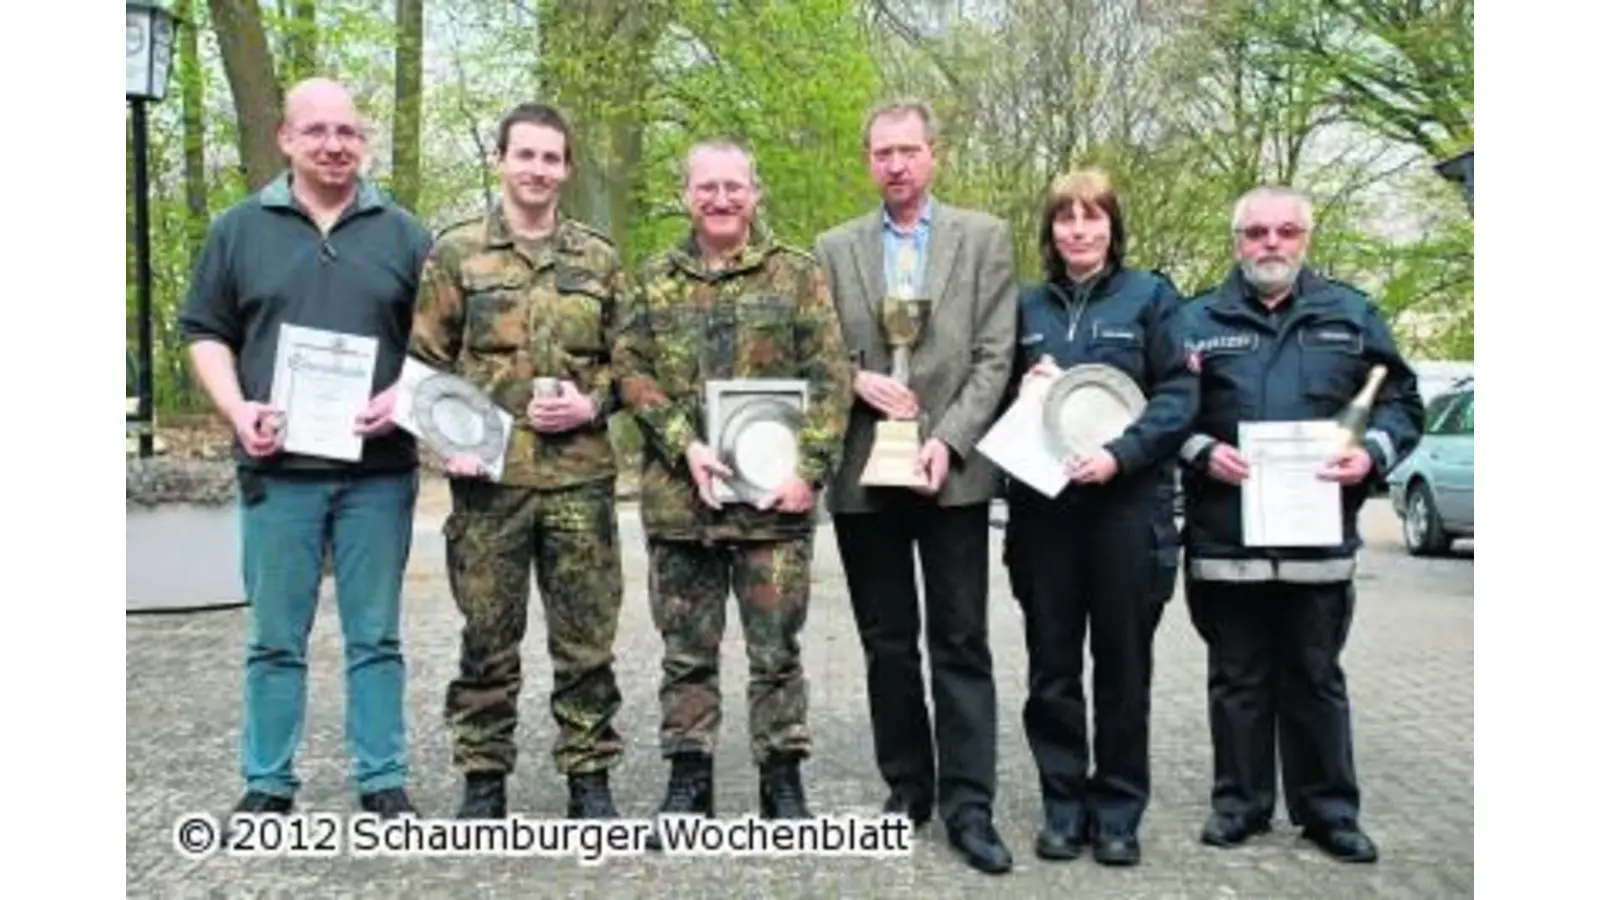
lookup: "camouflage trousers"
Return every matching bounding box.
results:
[442,478,624,776]
[647,536,813,766]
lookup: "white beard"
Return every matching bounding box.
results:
[1242,257,1301,295]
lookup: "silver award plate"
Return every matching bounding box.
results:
[705,379,809,505]
[719,401,805,503]
[1041,363,1147,460]
[412,373,509,463]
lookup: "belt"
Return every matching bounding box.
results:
[1188,556,1356,583]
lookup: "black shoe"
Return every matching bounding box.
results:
[232,791,294,815]
[758,753,812,819]
[1093,829,1141,866]
[1200,811,1272,848]
[457,773,507,819]
[1303,822,1379,863]
[359,787,418,818]
[1035,811,1088,861]
[567,772,619,819]
[224,791,292,846]
[947,810,1014,875]
[645,753,714,851]
[883,787,932,828]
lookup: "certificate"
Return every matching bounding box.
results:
[976,376,1071,498]
[1238,420,1344,548]
[269,324,379,462]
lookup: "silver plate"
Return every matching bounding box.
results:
[411,373,508,461]
[717,399,804,503]
[1041,364,1147,460]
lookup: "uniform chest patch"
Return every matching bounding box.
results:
[1299,325,1364,354]
[1185,332,1259,371]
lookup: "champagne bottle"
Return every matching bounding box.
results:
[1334,365,1388,449]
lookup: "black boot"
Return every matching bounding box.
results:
[456,773,507,819]
[758,752,812,819]
[645,753,714,851]
[567,771,619,819]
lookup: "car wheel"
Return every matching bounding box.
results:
[1403,481,1450,556]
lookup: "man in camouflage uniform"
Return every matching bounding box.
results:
[401,103,627,820]
[614,138,853,832]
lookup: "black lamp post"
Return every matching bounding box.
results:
[126,1,179,458]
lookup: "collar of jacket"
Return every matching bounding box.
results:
[258,171,387,215]
[481,203,592,265]
[669,220,779,279]
[1045,260,1124,306]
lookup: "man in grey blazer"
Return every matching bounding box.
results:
[814,99,1018,875]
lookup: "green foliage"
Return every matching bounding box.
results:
[632,0,882,259]
[128,0,1475,419]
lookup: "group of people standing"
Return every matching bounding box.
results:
[177,76,1424,875]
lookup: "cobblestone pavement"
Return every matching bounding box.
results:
[127,491,1473,898]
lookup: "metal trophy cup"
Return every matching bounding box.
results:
[859,295,932,488]
[530,327,565,401]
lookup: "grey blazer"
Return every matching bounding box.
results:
[814,202,1018,514]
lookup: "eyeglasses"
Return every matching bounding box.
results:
[690,181,752,201]
[295,123,366,145]
[1235,224,1308,242]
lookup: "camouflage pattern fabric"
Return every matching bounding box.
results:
[647,536,813,764]
[614,233,853,543]
[408,206,624,489]
[442,477,624,775]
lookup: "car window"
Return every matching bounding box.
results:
[1425,393,1462,434]
[1435,391,1473,436]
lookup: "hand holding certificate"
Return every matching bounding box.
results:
[1237,420,1344,547]
[269,324,379,462]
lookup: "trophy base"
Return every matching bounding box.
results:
[859,419,930,489]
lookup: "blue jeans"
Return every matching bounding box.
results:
[237,468,418,797]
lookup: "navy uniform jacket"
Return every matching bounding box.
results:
[1176,267,1425,582]
[1007,265,1198,497]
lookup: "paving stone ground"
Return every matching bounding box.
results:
[126,485,1473,898]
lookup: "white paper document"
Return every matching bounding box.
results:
[269,324,379,462]
[976,377,1071,498]
[1238,420,1344,548]
[391,357,513,482]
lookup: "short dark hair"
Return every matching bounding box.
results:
[1038,168,1127,281]
[495,103,574,163]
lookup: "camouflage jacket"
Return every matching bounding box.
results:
[615,233,853,542]
[407,206,623,489]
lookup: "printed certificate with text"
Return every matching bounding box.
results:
[1238,420,1344,548]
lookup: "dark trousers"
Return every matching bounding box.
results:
[833,500,996,824]
[1185,577,1361,828]
[1004,488,1167,834]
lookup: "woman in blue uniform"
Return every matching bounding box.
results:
[1002,169,1197,867]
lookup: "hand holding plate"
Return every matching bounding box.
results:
[686,440,734,510]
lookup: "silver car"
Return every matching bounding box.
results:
[1387,377,1473,555]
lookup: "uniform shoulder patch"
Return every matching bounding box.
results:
[563,218,616,247]
[772,241,819,265]
[433,215,488,245]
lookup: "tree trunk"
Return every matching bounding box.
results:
[209,0,285,190]
[280,1,318,84]
[537,0,664,256]
[177,0,208,261]
[392,0,425,211]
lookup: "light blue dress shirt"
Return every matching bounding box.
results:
[882,197,934,296]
